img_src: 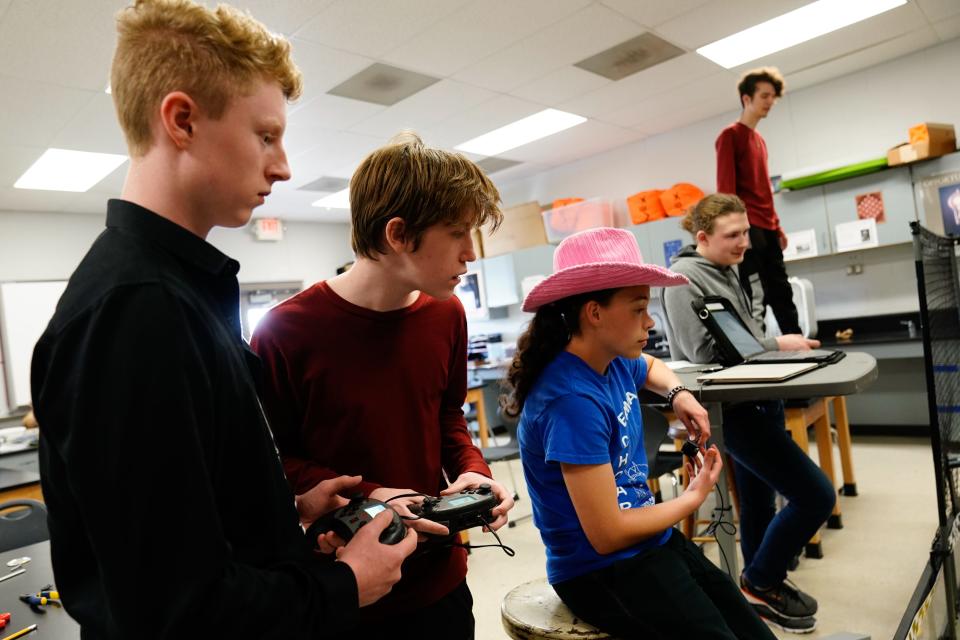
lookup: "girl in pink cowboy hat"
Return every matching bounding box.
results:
[502,226,775,640]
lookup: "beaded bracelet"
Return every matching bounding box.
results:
[665,385,688,406]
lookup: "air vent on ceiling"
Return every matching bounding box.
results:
[327,63,441,106]
[475,157,522,175]
[298,176,351,192]
[575,33,685,81]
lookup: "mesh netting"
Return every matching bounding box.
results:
[914,222,960,525]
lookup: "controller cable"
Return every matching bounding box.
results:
[384,493,516,557]
[687,380,738,575]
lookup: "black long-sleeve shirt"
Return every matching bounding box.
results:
[31,200,358,639]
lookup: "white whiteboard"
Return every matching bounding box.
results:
[0,281,67,410]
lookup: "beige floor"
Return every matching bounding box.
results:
[467,435,938,640]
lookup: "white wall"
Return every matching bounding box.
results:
[498,38,960,210]
[492,38,960,323]
[0,210,353,285]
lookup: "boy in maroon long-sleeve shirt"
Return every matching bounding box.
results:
[716,66,801,334]
[252,132,514,638]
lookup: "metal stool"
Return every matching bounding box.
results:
[501,578,614,639]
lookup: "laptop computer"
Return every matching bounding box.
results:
[690,296,845,368]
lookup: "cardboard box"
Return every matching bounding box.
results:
[888,123,956,166]
[481,201,548,258]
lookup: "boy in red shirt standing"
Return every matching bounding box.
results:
[252,132,515,638]
[716,67,801,335]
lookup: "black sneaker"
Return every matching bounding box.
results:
[750,603,817,634]
[740,574,818,618]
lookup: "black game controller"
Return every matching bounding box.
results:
[410,483,498,535]
[681,440,705,470]
[304,496,407,548]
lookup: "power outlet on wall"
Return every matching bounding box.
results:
[846,263,864,276]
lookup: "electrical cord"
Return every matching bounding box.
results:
[384,492,515,556]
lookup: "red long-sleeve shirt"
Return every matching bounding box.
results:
[251,281,491,615]
[716,122,780,231]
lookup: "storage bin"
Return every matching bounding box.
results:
[542,198,614,243]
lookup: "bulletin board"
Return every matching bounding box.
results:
[0,281,67,410]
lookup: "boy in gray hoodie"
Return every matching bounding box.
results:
[662,194,834,635]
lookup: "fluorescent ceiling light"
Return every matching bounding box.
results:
[311,188,350,209]
[14,148,128,192]
[696,0,906,69]
[455,108,587,157]
[105,84,111,94]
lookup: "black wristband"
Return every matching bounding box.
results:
[665,385,688,406]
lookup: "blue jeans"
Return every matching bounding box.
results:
[721,401,836,588]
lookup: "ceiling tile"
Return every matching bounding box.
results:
[599,0,712,28]
[348,80,496,138]
[419,94,548,150]
[293,0,467,59]
[502,119,646,167]
[736,3,929,76]
[631,92,735,137]
[655,0,812,49]
[916,0,960,22]
[602,71,735,129]
[452,4,644,92]
[383,0,592,77]
[87,161,128,196]
[509,66,611,106]
[777,26,941,92]
[0,145,46,189]
[287,131,384,188]
[559,53,719,119]
[327,63,440,106]
[287,94,386,136]
[225,0,334,36]
[0,76,94,148]
[287,38,376,103]
[50,93,127,155]
[933,15,960,40]
[0,0,120,91]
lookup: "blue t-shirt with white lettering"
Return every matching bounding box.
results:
[518,351,672,584]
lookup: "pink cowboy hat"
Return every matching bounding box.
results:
[522,227,688,312]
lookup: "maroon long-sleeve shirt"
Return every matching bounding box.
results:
[716,122,780,231]
[251,281,491,615]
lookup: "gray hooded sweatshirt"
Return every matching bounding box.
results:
[661,244,778,364]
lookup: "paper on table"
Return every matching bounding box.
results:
[835,218,879,253]
[783,228,818,261]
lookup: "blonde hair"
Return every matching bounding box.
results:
[350,131,503,259]
[681,193,747,236]
[111,0,302,157]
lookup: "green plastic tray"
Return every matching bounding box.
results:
[781,156,889,191]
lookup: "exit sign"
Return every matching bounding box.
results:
[253,218,283,241]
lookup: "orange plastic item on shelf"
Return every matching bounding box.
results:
[626,190,666,224]
[552,198,583,209]
[659,183,705,217]
[543,199,614,242]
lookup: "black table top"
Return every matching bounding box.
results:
[0,541,78,639]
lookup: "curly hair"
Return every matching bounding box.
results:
[680,193,746,236]
[501,288,618,418]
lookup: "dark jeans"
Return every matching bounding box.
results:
[739,226,801,334]
[553,532,776,640]
[722,401,836,588]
